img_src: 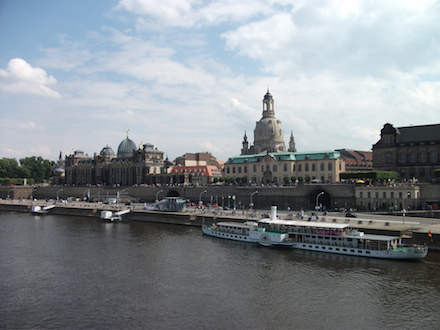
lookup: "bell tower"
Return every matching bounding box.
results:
[262,86,275,118]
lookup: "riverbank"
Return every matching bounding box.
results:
[1,199,439,251]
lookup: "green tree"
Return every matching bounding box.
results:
[305,175,311,183]
[290,176,297,183]
[297,176,304,183]
[283,176,290,185]
[19,156,54,183]
[0,158,21,178]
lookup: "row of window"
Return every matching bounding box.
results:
[358,191,420,199]
[226,162,335,174]
[399,151,438,164]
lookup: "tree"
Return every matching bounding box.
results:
[0,158,21,178]
[290,176,297,183]
[305,175,311,183]
[283,176,290,185]
[19,156,54,183]
[297,176,304,183]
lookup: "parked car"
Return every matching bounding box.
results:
[345,212,357,218]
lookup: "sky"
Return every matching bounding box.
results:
[1,0,440,163]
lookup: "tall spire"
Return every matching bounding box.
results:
[288,131,297,152]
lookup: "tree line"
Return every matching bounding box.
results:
[0,156,55,185]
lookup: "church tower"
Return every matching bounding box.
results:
[288,131,297,152]
[253,88,286,154]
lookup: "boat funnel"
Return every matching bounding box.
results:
[271,206,277,220]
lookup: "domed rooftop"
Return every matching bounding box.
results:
[264,90,273,100]
[100,145,115,157]
[254,118,284,143]
[117,136,137,157]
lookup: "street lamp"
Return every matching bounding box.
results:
[403,192,410,224]
[199,189,208,206]
[250,191,258,211]
[156,189,163,202]
[316,191,324,211]
[83,189,90,201]
[57,189,63,201]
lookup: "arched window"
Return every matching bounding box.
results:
[312,164,316,171]
[305,163,309,171]
[419,151,427,163]
[429,151,438,163]
[399,152,407,163]
[409,151,417,163]
[328,163,332,171]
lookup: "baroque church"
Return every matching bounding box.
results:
[224,89,346,184]
[241,88,296,155]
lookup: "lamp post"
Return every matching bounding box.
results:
[199,190,207,206]
[403,192,410,224]
[156,189,163,202]
[316,191,324,211]
[250,191,258,211]
[83,189,90,201]
[57,189,63,201]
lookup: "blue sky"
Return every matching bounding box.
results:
[1,0,440,163]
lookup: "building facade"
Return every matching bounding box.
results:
[355,185,420,211]
[373,123,440,182]
[63,133,168,186]
[224,151,346,184]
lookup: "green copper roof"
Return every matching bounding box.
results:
[226,151,341,164]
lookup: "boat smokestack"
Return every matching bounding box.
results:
[271,206,277,220]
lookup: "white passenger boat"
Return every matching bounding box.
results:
[202,207,295,247]
[258,218,428,259]
[202,207,428,259]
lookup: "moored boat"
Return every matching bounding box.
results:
[257,218,428,259]
[202,207,428,259]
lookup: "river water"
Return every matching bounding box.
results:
[1,212,439,330]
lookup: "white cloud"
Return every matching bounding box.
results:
[0,58,61,98]
[221,1,440,79]
[116,0,276,29]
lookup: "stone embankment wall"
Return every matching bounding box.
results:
[0,185,356,210]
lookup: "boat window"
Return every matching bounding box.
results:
[318,236,323,239]
[358,251,362,253]
[366,251,371,254]
[336,248,340,251]
[343,249,347,251]
[322,247,325,249]
[350,250,355,253]
[329,247,333,250]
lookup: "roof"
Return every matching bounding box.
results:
[225,151,341,164]
[397,124,440,143]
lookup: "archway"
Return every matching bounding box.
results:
[308,190,331,211]
[166,190,180,198]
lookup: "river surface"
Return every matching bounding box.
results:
[1,212,439,330]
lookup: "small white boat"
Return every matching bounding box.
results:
[31,205,56,215]
[100,209,130,222]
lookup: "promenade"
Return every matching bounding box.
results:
[1,198,439,250]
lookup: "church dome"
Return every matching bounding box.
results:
[254,118,285,144]
[100,145,115,157]
[117,137,137,157]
